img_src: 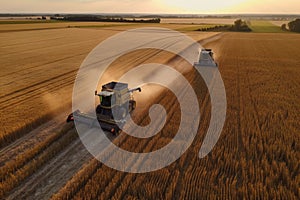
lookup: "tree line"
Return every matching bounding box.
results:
[197,19,252,32]
[51,15,161,23]
[281,19,300,32]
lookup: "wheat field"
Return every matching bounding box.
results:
[0,21,299,199]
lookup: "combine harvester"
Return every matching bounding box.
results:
[194,49,218,67]
[67,82,141,134]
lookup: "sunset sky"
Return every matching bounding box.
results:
[1,0,299,14]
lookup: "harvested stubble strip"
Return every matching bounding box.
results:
[51,158,102,200]
[0,113,53,148]
[0,124,77,199]
[0,123,74,182]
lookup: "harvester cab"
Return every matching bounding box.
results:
[194,49,218,67]
[95,82,140,121]
[67,81,141,135]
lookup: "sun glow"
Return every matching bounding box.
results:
[162,0,251,13]
[0,0,299,14]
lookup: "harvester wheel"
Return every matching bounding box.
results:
[66,113,74,122]
[96,105,102,114]
[112,127,121,135]
[116,127,122,135]
[130,100,136,111]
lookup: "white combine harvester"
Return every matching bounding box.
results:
[194,49,218,67]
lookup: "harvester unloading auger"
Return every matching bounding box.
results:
[67,81,141,134]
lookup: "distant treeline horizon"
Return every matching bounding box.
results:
[53,15,161,23]
[1,13,300,20]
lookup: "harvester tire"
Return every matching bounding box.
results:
[130,100,136,111]
[96,105,102,114]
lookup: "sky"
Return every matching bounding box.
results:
[0,0,299,14]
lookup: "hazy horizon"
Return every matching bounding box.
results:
[1,0,299,15]
[0,12,299,16]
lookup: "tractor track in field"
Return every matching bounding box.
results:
[0,36,66,48]
[0,69,77,100]
[0,37,100,57]
[236,56,245,154]
[244,41,265,135]
[0,27,69,33]
[0,51,89,79]
[0,75,75,110]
